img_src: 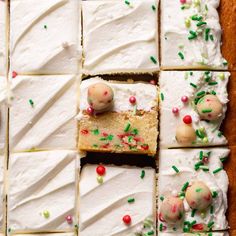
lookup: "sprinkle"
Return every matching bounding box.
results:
[220,157,227,163]
[202,109,212,113]
[210,205,214,214]
[213,167,223,174]
[205,28,211,41]
[124,122,131,132]
[185,18,191,28]
[201,212,206,218]
[191,209,197,217]
[159,223,163,231]
[160,93,164,101]
[207,221,214,228]
[44,25,47,29]
[29,99,34,107]
[197,21,207,27]
[199,151,203,160]
[65,215,73,224]
[131,128,139,135]
[202,137,208,143]
[208,81,218,85]
[223,60,228,66]
[212,191,218,198]
[140,170,145,179]
[218,131,223,137]
[195,161,203,170]
[92,129,99,135]
[210,35,214,41]
[123,215,131,224]
[172,165,180,173]
[93,144,98,148]
[218,73,225,80]
[150,56,157,64]
[172,107,179,114]
[196,91,206,97]
[128,198,135,203]
[151,5,156,11]
[190,220,197,227]
[125,0,130,5]
[87,106,94,115]
[181,181,189,191]
[43,210,50,218]
[211,90,216,95]
[147,231,154,235]
[178,52,185,60]
[199,165,209,171]
[160,196,164,201]
[97,176,103,184]
[190,82,197,88]
[12,71,18,78]
[96,165,106,176]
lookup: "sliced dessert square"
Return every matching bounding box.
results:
[82,0,159,75]
[159,71,229,148]
[9,75,78,152]
[78,77,158,155]
[158,148,229,233]
[79,164,156,236]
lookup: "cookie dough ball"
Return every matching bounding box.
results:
[87,83,114,112]
[196,95,223,121]
[160,196,184,224]
[176,124,196,145]
[186,181,212,211]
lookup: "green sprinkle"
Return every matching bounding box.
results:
[207,221,214,228]
[208,81,218,85]
[196,188,202,192]
[211,90,216,95]
[210,205,214,214]
[179,191,185,198]
[202,109,212,113]
[199,151,204,160]
[131,128,139,135]
[205,71,211,75]
[92,129,99,135]
[150,56,157,64]
[140,170,145,179]
[178,52,185,60]
[151,5,156,11]
[199,166,209,171]
[160,93,164,101]
[190,82,197,88]
[191,209,197,217]
[205,28,211,41]
[191,15,199,20]
[44,25,47,29]
[43,210,50,219]
[182,181,189,191]
[172,165,180,173]
[190,220,197,226]
[159,223,163,231]
[213,167,223,174]
[107,134,114,141]
[97,176,103,184]
[223,60,228,66]
[196,130,205,139]
[147,230,154,235]
[99,137,107,141]
[160,196,164,201]
[220,157,227,163]
[218,131,223,137]
[124,122,131,132]
[197,91,206,97]
[93,144,98,148]
[128,198,135,203]
[212,191,218,198]
[29,99,34,107]
[210,34,214,41]
[197,21,207,27]
[125,0,130,5]
[190,72,193,76]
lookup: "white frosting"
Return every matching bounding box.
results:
[8,150,79,232]
[9,75,78,152]
[82,0,159,75]
[0,1,7,75]
[160,232,229,236]
[159,71,230,148]
[0,156,3,229]
[158,148,230,232]
[79,77,158,114]
[10,0,81,75]
[161,0,227,69]
[79,165,156,236]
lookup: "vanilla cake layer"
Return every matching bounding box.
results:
[79,165,156,236]
[0,76,7,153]
[9,75,78,152]
[82,0,159,75]
[161,0,227,69]
[10,0,81,75]
[159,71,229,148]
[0,0,7,75]
[158,148,229,232]
[78,77,158,155]
[8,150,79,233]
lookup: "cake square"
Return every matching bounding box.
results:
[79,164,156,236]
[159,232,229,236]
[161,0,227,69]
[0,0,7,75]
[158,148,229,233]
[8,150,79,233]
[9,75,78,152]
[82,0,159,75]
[159,71,230,148]
[0,76,7,153]
[10,0,81,75]
[78,77,158,155]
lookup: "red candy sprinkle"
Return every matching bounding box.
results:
[65,215,73,224]
[192,223,204,231]
[180,0,186,3]
[183,115,192,124]
[96,165,106,176]
[123,215,131,225]
[150,80,156,85]
[87,107,94,115]
[129,96,136,104]
[181,96,189,103]
[172,107,179,114]
[159,213,166,222]
[12,71,18,78]
[81,129,89,135]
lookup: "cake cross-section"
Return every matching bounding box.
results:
[9,75,78,152]
[82,0,159,75]
[78,77,158,155]
[161,0,227,69]
[79,164,156,236]
[10,0,81,75]
[159,71,229,148]
[158,148,229,233]
[8,150,79,233]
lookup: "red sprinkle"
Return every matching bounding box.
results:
[102,132,108,137]
[96,165,106,176]
[65,215,73,224]
[159,213,166,222]
[87,107,94,115]
[172,107,179,114]
[150,80,156,85]
[12,71,18,78]
[123,215,131,225]
[129,96,136,104]
[101,143,110,149]
[183,115,192,124]
[104,91,108,96]
[203,157,209,163]
[180,0,186,3]
[181,96,189,103]
[141,144,149,150]
[192,223,204,231]
[81,129,89,135]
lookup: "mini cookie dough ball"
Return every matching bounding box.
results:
[87,83,114,112]
[196,95,223,121]
[160,196,184,224]
[186,181,212,211]
[176,124,196,145]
